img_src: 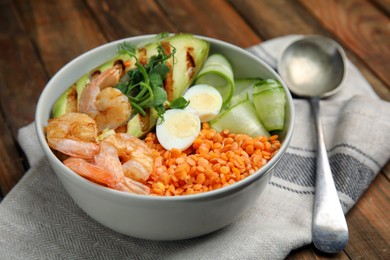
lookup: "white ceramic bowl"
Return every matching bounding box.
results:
[35,34,294,240]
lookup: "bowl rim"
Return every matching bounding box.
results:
[35,33,295,202]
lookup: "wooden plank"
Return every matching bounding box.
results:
[158,0,260,48]
[0,1,48,133]
[300,0,390,91]
[287,245,349,259]
[370,0,390,18]
[86,0,260,51]
[0,1,30,195]
[383,160,390,180]
[347,54,390,101]
[85,0,177,41]
[0,119,26,196]
[344,173,390,259]
[0,36,47,133]
[229,0,322,38]
[14,0,107,77]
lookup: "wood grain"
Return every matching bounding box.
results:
[0,1,42,196]
[370,0,390,16]
[383,161,390,179]
[85,0,177,41]
[158,0,260,47]
[345,173,390,259]
[230,0,322,38]
[347,54,390,101]
[0,1,47,133]
[301,0,390,91]
[0,36,47,133]
[287,245,350,259]
[0,119,25,196]
[15,0,107,76]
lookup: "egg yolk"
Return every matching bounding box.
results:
[166,111,199,138]
[188,92,220,113]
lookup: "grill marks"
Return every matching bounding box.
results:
[90,59,126,80]
[161,41,174,102]
[139,108,152,132]
[138,48,148,66]
[186,47,196,79]
[66,86,78,113]
[137,41,199,101]
[113,60,126,76]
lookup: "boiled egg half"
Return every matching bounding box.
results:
[156,109,201,151]
[183,84,223,122]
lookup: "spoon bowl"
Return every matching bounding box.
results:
[278,35,346,98]
[277,35,349,253]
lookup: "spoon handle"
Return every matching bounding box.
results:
[310,97,349,253]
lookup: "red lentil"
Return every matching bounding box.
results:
[144,123,281,196]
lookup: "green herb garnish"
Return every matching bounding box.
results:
[117,41,189,120]
[169,96,190,109]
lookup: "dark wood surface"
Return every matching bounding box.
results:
[1,0,389,258]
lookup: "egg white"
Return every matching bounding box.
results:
[156,109,201,151]
[183,84,223,122]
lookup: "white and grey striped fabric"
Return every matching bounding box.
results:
[1,35,389,259]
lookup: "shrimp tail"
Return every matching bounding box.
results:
[64,157,118,188]
[48,138,100,159]
[64,157,149,195]
[124,177,151,195]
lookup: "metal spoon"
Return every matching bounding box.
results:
[277,35,349,253]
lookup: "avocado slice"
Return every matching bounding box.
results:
[52,85,78,118]
[168,34,210,100]
[139,34,210,101]
[52,33,209,135]
[127,108,159,138]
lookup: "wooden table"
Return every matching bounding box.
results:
[1,0,389,258]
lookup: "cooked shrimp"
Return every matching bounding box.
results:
[63,143,150,195]
[95,141,150,194]
[94,142,124,183]
[45,112,99,159]
[103,133,154,182]
[94,87,131,132]
[79,66,131,132]
[64,157,121,188]
[124,177,151,194]
[79,67,122,115]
